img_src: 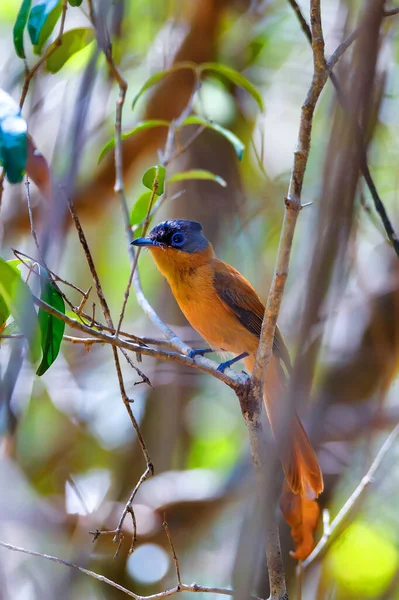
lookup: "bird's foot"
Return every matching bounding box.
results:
[217,352,248,372]
[189,348,213,359]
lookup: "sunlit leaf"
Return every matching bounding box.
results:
[98,120,170,164]
[131,62,197,111]
[181,116,245,160]
[168,169,227,187]
[46,27,94,73]
[0,257,41,362]
[130,191,152,229]
[36,269,65,375]
[13,0,32,59]
[28,0,62,55]
[200,62,264,112]
[142,165,166,196]
[0,89,28,183]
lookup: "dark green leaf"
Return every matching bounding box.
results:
[132,62,197,111]
[46,27,95,73]
[0,257,41,362]
[0,89,28,183]
[168,169,227,187]
[67,0,83,5]
[181,116,245,160]
[142,165,166,196]
[36,271,65,375]
[200,63,264,112]
[13,0,32,59]
[28,0,62,55]
[98,120,170,164]
[130,191,153,236]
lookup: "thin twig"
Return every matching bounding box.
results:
[383,6,399,16]
[19,0,68,109]
[163,519,182,587]
[0,540,264,600]
[303,422,399,569]
[31,293,249,391]
[287,0,399,258]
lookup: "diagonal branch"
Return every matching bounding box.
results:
[303,421,399,568]
[287,0,399,258]
[0,540,264,600]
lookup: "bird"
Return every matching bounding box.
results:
[132,219,323,498]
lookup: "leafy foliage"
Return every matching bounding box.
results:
[46,28,95,73]
[142,165,166,196]
[13,0,31,59]
[36,270,65,376]
[0,89,27,183]
[0,257,40,362]
[27,0,62,55]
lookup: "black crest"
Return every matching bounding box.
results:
[148,220,209,253]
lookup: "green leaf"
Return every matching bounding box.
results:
[36,270,65,376]
[46,27,95,73]
[181,116,245,160]
[67,0,83,5]
[168,169,227,187]
[199,63,264,112]
[98,120,170,164]
[142,165,166,196]
[0,257,41,362]
[13,0,32,59]
[130,191,153,236]
[0,89,28,183]
[28,0,62,55]
[132,62,197,111]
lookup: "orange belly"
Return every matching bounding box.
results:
[168,264,259,355]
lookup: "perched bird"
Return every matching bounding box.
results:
[132,219,323,497]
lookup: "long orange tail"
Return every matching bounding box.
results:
[244,355,323,497]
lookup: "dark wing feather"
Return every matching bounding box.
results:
[213,261,292,372]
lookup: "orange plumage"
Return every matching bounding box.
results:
[132,220,323,498]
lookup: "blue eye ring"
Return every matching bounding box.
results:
[171,232,186,247]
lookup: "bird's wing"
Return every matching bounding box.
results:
[212,260,292,372]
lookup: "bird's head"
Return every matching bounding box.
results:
[131,220,213,278]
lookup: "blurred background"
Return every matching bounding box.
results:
[1,0,399,598]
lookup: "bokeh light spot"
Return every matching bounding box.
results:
[127,544,170,584]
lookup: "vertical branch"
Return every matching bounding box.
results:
[235,1,328,598]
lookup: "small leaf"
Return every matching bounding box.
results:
[28,0,62,55]
[13,0,32,59]
[0,89,28,183]
[36,270,65,376]
[98,120,170,164]
[200,62,264,112]
[181,116,245,160]
[142,165,166,196]
[46,27,95,73]
[168,169,227,187]
[0,257,41,362]
[130,191,153,236]
[67,0,83,5]
[132,62,197,111]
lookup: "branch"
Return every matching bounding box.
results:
[0,540,264,600]
[238,2,328,597]
[303,421,399,568]
[287,0,399,258]
[30,293,249,391]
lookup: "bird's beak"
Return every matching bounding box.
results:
[131,237,156,247]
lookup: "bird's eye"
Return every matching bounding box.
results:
[171,232,185,247]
